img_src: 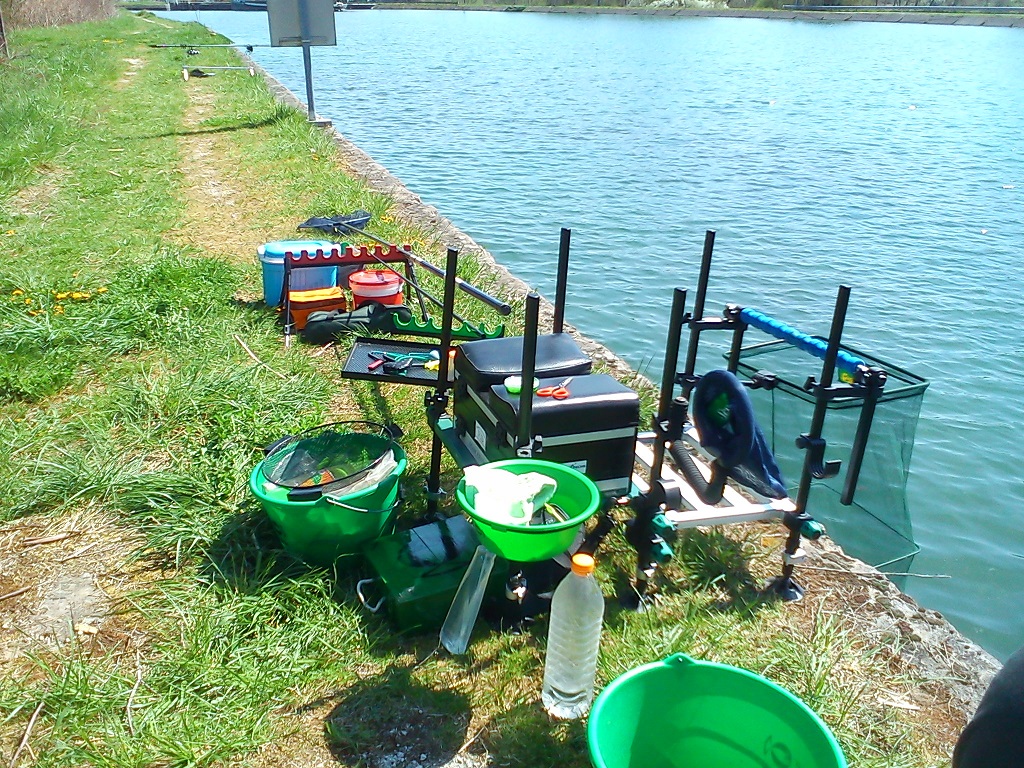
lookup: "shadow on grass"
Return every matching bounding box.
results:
[322,665,472,767]
[673,527,779,617]
[198,501,324,591]
[129,112,291,141]
[482,701,591,768]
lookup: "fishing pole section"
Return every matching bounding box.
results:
[148,42,264,79]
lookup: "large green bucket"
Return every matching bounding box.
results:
[588,654,847,768]
[249,443,407,566]
[454,458,601,562]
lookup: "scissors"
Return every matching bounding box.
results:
[537,377,573,400]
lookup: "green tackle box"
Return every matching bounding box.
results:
[359,516,508,634]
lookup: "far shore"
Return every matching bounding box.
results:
[358,4,1024,27]
[139,3,1024,28]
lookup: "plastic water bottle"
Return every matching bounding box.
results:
[542,552,605,719]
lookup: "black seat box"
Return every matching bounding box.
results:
[454,372,640,496]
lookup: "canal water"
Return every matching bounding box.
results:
[161,9,1024,661]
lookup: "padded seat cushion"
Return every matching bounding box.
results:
[454,333,592,391]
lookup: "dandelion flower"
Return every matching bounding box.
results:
[54,305,65,314]
[24,298,32,305]
[12,289,23,296]
[96,286,108,294]
[56,292,70,300]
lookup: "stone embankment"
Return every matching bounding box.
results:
[252,57,1004,722]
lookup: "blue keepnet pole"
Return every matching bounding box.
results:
[739,307,866,380]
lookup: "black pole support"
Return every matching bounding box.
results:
[651,288,688,484]
[425,248,460,518]
[683,229,716,385]
[553,228,571,335]
[841,366,887,505]
[517,293,541,455]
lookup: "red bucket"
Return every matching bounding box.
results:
[349,269,404,308]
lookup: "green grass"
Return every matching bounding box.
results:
[0,12,953,768]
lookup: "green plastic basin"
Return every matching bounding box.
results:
[588,653,847,768]
[454,458,601,562]
[249,444,407,566]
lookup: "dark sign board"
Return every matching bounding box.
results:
[267,0,337,47]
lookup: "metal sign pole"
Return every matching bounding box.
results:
[267,0,335,125]
[298,0,316,122]
[301,41,316,121]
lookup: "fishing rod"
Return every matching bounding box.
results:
[149,43,270,51]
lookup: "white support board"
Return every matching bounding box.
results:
[446,426,795,530]
[633,431,795,529]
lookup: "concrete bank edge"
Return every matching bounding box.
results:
[246,57,1004,720]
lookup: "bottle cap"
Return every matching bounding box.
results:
[570,552,595,576]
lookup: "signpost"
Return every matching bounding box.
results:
[267,0,336,124]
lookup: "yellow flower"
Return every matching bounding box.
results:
[4,230,14,236]
[96,286,108,294]
[28,309,40,316]
[71,292,87,300]
[11,289,23,296]
[55,292,70,300]
[24,298,32,305]
[54,305,65,314]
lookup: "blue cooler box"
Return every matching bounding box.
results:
[258,240,338,307]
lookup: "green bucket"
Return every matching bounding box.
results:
[588,654,847,768]
[249,443,407,566]
[454,458,601,562]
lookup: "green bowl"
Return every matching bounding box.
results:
[455,459,601,562]
[588,653,847,768]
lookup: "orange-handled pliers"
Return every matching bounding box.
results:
[537,377,573,400]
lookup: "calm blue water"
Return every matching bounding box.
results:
[163,10,1024,661]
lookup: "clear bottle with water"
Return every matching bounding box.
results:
[542,552,605,719]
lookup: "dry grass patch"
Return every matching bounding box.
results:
[116,57,145,89]
[0,504,147,674]
[5,165,66,219]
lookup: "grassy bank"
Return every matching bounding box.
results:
[1,12,964,768]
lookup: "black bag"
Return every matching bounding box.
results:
[300,303,413,345]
